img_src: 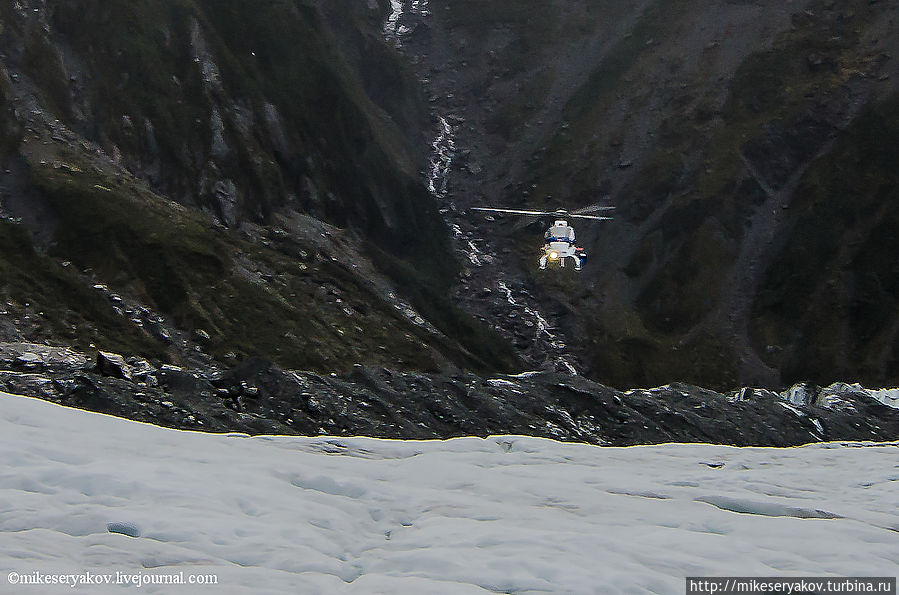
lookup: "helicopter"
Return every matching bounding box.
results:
[470,205,614,271]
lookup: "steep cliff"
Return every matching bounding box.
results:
[402,0,899,389]
[0,0,518,374]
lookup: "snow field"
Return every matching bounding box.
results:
[1,392,897,594]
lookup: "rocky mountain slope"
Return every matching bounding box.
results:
[0,0,518,375]
[399,0,899,389]
[0,0,897,445]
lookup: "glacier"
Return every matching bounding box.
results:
[0,391,897,594]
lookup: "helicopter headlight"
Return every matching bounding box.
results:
[549,251,559,260]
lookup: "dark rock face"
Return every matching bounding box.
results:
[397,0,899,389]
[0,0,517,377]
[2,343,896,446]
[0,0,897,398]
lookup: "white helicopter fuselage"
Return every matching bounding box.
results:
[544,241,577,260]
[541,219,580,269]
[469,206,613,272]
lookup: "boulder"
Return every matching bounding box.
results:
[96,351,133,381]
[15,352,43,370]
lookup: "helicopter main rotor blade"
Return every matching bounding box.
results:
[471,207,614,221]
[470,207,561,217]
[568,214,614,220]
[572,204,616,214]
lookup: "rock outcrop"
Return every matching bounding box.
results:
[1,342,896,446]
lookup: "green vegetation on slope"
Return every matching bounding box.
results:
[0,0,522,373]
[18,147,513,373]
[752,94,899,385]
[530,0,692,205]
[0,71,23,155]
[51,1,210,186]
[0,219,169,359]
[573,0,897,388]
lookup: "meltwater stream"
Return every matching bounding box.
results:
[382,1,580,374]
[428,117,455,198]
[383,0,430,48]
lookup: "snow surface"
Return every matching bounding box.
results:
[816,383,899,410]
[871,388,899,409]
[1,392,897,594]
